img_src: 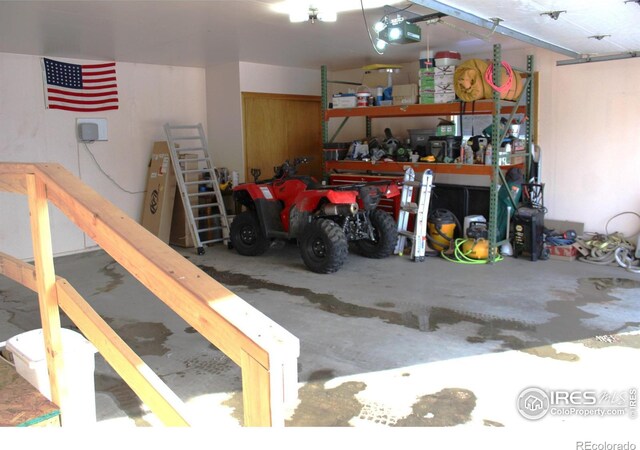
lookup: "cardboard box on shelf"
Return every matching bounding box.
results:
[419,77,435,89]
[435,82,454,94]
[434,66,455,77]
[419,95,435,104]
[141,141,177,243]
[435,92,456,104]
[436,120,456,135]
[332,94,357,108]
[418,68,435,78]
[392,84,418,105]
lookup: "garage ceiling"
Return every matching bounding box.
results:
[0,0,639,70]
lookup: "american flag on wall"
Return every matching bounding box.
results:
[42,58,119,112]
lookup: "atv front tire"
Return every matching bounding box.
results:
[230,211,270,256]
[299,219,348,274]
[355,209,398,259]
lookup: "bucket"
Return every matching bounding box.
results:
[6,328,98,426]
[427,209,458,252]
[356,93,371,107]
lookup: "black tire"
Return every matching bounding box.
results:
[230,211,270,256]
[299,219,348,274]
[355,209,398,259]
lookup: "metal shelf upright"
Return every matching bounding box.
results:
[488,44,536,263]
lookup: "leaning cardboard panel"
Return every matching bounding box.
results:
[141,142,177,243]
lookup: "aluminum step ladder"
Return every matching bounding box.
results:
[394,168,434,262]
[164,123,230,255]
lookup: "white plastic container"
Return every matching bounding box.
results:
[464,215,486,237]
[6,328,98,425]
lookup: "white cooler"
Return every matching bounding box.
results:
[6,328,98,426]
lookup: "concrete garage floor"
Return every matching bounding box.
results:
[1,241,639,437]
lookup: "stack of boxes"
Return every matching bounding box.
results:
[418,55,435,105]
[419,51,461,104]
[434,64,456,104]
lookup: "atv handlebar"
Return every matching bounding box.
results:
[273,157,313,179]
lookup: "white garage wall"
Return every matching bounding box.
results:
[206,62,321,183]
[0,52,207,260]
[239,62,320,96]
[206,62,243,182]
[543,52,640,236]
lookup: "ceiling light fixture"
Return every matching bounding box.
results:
[371,7,446,54]
[289,4,337,23]
[588,34,611,40]
[540,10,566,20]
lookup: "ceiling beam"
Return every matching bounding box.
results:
[557,51,640,66]
[409,0,581,58]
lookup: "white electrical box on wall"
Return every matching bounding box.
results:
[76,118,108,141]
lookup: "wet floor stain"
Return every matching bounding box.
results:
[198,263,537,349]
[392,388,476,427]
[198,266,640,352]
[183,352,234,376]
[581,333,640,350]
[103,318,171,356]
[375,301,396,308]
[429,306,539,350]
[94,260,124,294]
[222,369,480,427]
[286,377,367,426]
[520,345,580,362]
[483,419,504,427]
[95,374,150,426]
[590,277,640,291]
[222,369,367,427]
[3,293,42,332]
[538,277,640,344]
[198,264,429,332]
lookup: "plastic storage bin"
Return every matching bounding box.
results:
[6,328,98,425]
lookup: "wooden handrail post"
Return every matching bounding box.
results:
[241,350,287,427]
[25,174,69,422]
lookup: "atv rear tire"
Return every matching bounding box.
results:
[230,211,270,256]
[355,209,398,259]
[299,219,348,274]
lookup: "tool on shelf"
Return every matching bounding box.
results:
[164,123,230,255]
[394,167,434,262]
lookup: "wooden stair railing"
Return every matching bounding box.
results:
[0,163,299,426]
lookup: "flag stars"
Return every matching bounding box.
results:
[44,58,82,89]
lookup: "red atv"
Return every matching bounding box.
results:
[230,158,400,273]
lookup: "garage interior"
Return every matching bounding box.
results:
[0,0,639,439]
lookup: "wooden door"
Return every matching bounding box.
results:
[242,93,322,182]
